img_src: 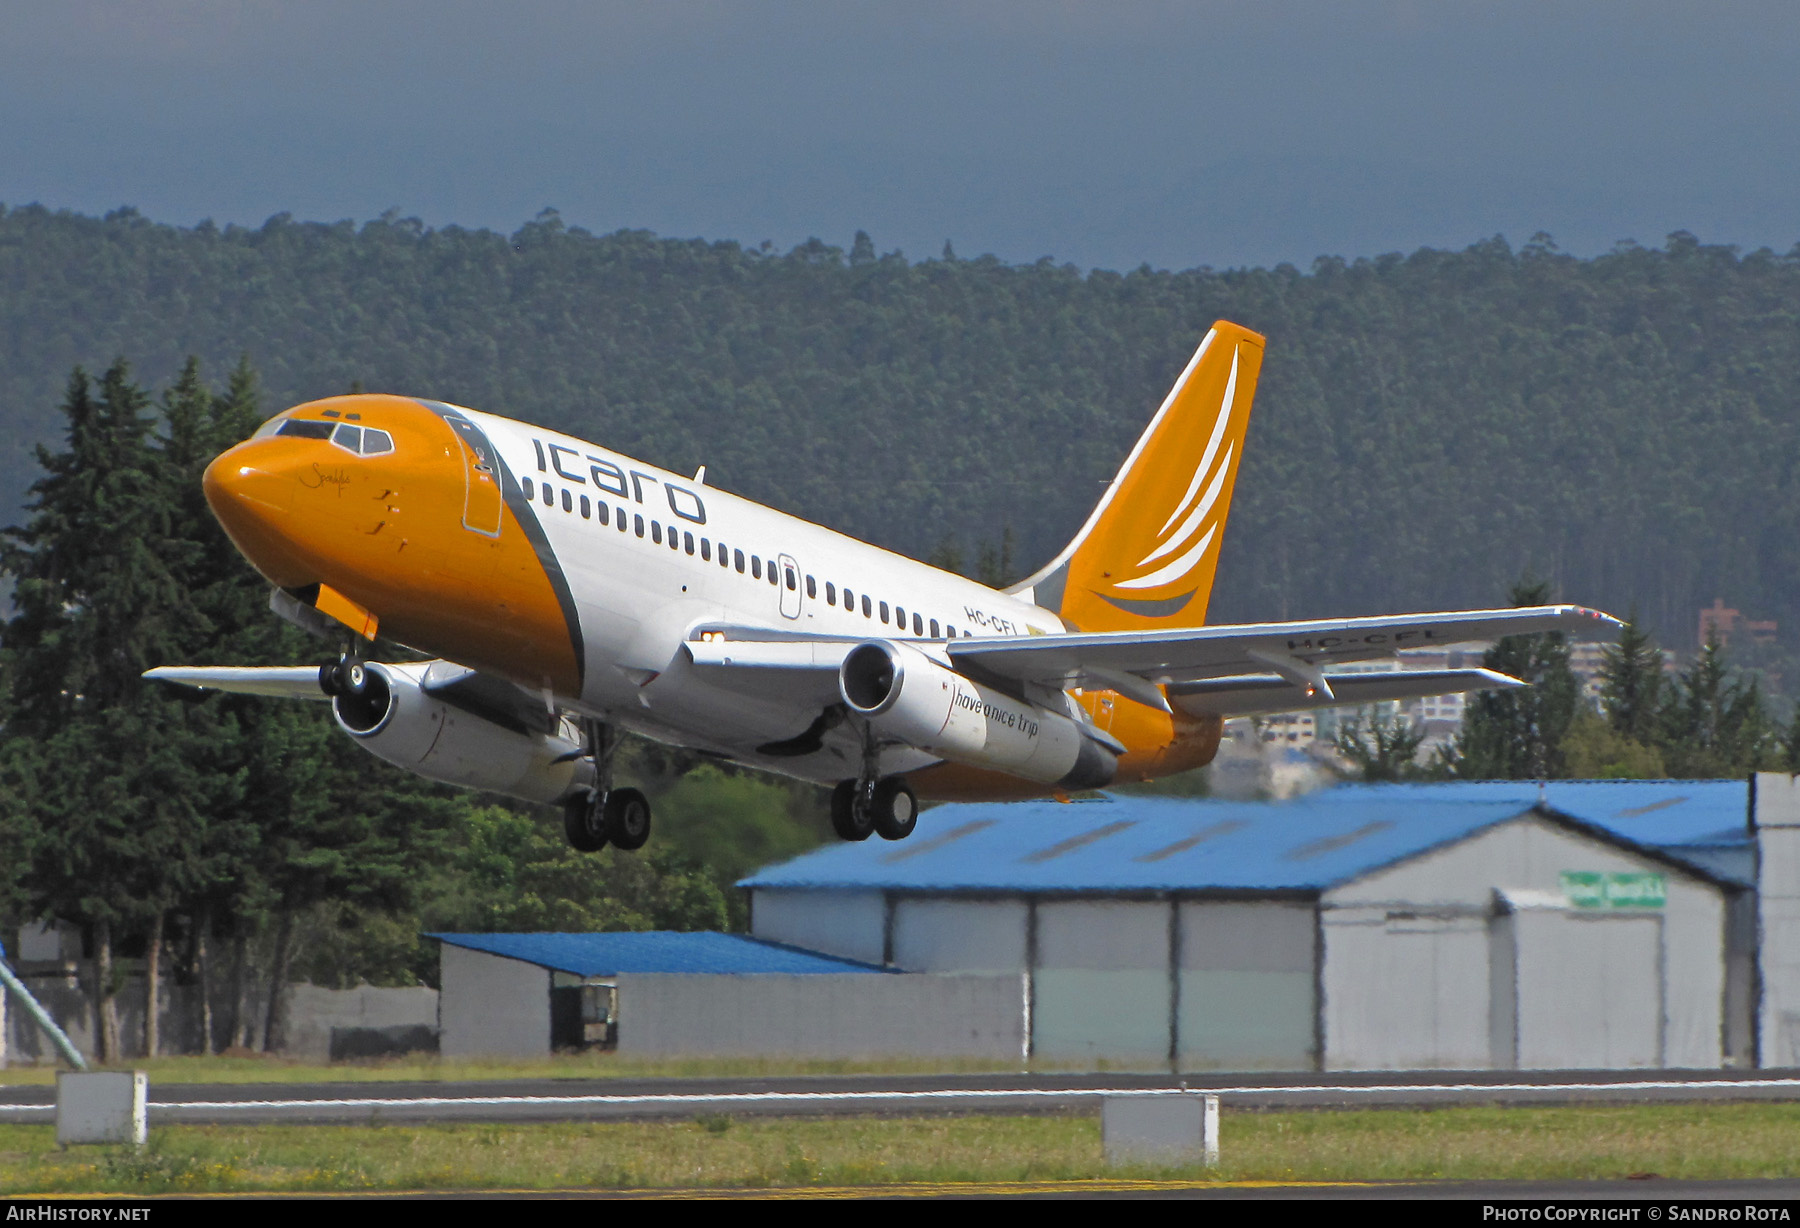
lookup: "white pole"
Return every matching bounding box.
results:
[1202,1093,1220,1167]
[0,945,88,1070]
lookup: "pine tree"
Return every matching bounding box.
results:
[1598,611,1664,743]
[1334,708,1427,781]
[0,361,187,1058]
[1449,579,1581,780]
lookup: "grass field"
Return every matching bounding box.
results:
[2,1104,1799,1194]
[0,1053,1035,1087]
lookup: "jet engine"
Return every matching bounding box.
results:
[331,662,594,805]
[839,640,1116,789]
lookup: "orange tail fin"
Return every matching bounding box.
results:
[1010,320,1264,632]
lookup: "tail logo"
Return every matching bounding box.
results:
[1113,347,1241,594]
[1009,321,1265,632]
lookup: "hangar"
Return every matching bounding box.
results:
[430,929,1022,1059]
[742,781,1754,1070]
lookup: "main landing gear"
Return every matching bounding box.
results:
[563,719,652,853]
[831,777,918,841]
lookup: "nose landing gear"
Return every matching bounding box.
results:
[562,719,652,853]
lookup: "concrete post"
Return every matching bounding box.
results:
[1754,772,1800,1066]
[56,1071,147,1146]
[1102,1092,1220,1167]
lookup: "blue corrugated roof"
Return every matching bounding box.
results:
[428,930,890,976]
[1344,780,1750,849]
[739,780,1751,894]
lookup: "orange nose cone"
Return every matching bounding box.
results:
[202,445,318,589]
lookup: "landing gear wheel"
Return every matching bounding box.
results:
[830,779,875,842]
[604,787,652,851]
[870,777,918,841]
[318,656,368,696]
[563,793,608,852]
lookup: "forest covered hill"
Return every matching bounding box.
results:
[2,204,1796,650]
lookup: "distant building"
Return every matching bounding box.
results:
[1700,598,1778,651]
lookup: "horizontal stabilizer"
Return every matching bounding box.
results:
[143,665,329,700]
[1169,668,1522,718]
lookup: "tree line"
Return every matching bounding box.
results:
[1,206,1799,664]
[0,360,823,1059]
[1336,579,1797,783]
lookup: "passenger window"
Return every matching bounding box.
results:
[360,428,394,455]
[862,595,872,617]
[275,419,335,440]
[735,549,745,573]
[521,478,535,501]
[896,606,906,629]
[947,625,957,638]
[597,500,609,526]
[580,495,590,519]
[826,582,836,605]
[751,556,761,579]
[785,567,797,591]
[562,489,573,513]
[652,522,663,545]
[768,561,779,586]
[913,613,924,636]
[542,484,554,508]
[879,601,889,623]
[669,526,681,550]
[805,575,816,598]
[930,619,939,638]
[330,423,363,453]
[635,514,645,538]
[701,539,711,562]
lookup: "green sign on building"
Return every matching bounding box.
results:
[1561,871,1666,909]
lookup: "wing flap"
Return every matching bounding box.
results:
[143,665,329,700]
[949,605,1619,691]
[1169,668,1523,718]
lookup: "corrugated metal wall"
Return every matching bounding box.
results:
[438,946,550,1057]
[1325,816,1726,1071]
[751,889,886,964]
[1179,901,1316,1069]
[1033,900,1171,1061]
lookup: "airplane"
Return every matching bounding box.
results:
[147,320,1621,850]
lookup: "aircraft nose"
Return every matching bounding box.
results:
[202,446,315,587]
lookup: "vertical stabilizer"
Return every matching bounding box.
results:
[1009,320,1264,631]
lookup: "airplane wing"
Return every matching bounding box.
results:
[1168,667,1523,717]
[143,665,329,699]
[947,605,1617,707]
[144,661,552,734]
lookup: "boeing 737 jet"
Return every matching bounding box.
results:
[149,321,1620,850]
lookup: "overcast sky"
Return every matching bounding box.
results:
[4,1,1799,270]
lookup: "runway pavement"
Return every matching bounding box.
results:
[6,1067,1800,1124]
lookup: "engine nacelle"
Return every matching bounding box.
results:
[332,662,593,805]
[839,640,1116,789]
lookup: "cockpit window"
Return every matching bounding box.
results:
[331,423,364,452]
[275,419,335,440]
[360,428,394,455]
[252,418,283,439]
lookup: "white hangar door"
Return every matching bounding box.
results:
[1510,911,1663,1069]
[1323,910,1490,1070]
